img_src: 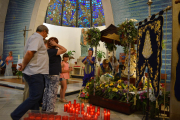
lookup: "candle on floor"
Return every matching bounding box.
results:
[76,109,79,114]
[107,111,110,120]
[104,113,107,120]
[81,110,84,115]
[62,116,68,120]
[73,108,75,113]
[64,104,67,112]
[55,115,61,120]
[74,100,76,106]
[104,108,106,113]
[87,106,90,113]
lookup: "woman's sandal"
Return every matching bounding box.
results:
[60,99,68,103]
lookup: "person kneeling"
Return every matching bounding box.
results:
[98,59,112,77]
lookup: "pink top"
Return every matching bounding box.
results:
[5,56,13,65]
[60,61,70,79]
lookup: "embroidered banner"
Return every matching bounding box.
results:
[175,39,180,101]
[136,15,163,98]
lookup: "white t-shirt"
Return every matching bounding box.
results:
[110,61,119,74]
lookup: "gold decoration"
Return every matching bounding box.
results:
[142,30,153,59]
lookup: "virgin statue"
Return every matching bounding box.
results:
[80,29,89,57]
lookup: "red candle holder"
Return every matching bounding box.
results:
[77,117,83,120]
[24,117,29,120]
[107,111,110,120]
[74,100,76,106]
[62,116,68,120]
[55,115,61,120]
[81,111,84,115]
[35,117,41,120]
[29,113,35,119]
[69,116,75,120]
[64,104,67,112]
[104,113,107,120]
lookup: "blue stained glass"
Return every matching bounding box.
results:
[45,0,105,27]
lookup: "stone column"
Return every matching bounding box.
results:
[170,0,180,119]
[102,0,115,58]
[27,0,49,38]
[0,0,9,58]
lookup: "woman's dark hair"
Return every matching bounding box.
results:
[88,50,93,56]
[63,53,69,59]
[47,37,59,49]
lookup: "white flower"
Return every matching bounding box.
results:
[130,19,138,22]
[159,90,162,96]
[149,93,156,102]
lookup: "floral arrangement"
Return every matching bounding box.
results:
[94,79,136,101]
[99,73,114,83]
[80,74,170,118]
[117,19,138,54]
[86,27,101,47]
[78,82,90,102]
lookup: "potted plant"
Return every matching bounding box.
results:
[16,71,22,79]
[66,51,75,60]
[97,50,105,62]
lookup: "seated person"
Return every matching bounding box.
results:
[109,56,119,78]
[98,59,112,76]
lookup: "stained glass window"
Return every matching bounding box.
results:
[92,0,105,27]
[78,0,91,27]
[45,0,63,25]
[62,0,77,27]
[45,0,105,27]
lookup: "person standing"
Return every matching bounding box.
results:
[59,53,73,103]
[42,37,67,112]
[82,48,95,86]
[109,56,120,78]
[11,25,49,120]
[4,51,13,76]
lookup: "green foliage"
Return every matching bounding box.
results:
[67,50,75,57]
[104,43,117,52]
[86,28,101,47]
[16,71,22,76]
[97,50,105,58]
[117,20,137,54]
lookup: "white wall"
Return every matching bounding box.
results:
[43,23,107,64]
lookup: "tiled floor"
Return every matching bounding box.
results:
[0,76,169,120]
[0,86,145,120]
[0,76,83,94]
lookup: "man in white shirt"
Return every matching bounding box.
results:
[11,25,49,120]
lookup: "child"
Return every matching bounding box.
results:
[59,53,73,102]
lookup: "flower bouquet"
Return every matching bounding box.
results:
[117,19,138,54]
[78,82,90,103]
[86,27,101,48]
[99,73,114,83]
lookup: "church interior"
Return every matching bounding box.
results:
[0,0,180,120]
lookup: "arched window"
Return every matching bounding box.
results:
[45,0,105,27]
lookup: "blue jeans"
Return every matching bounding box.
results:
[11,74,45,120]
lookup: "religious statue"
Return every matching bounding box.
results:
[121,48,136,78]
[80,29,89,57]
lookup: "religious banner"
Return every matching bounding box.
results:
[175,39,180,101]
[136,14,164,98]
